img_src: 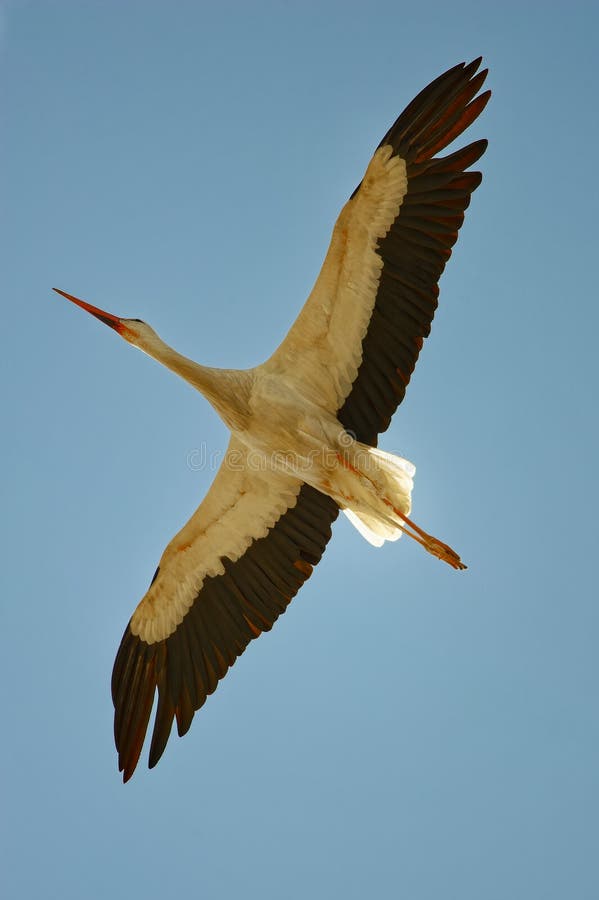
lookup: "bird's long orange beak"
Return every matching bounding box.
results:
[53,287,125,334]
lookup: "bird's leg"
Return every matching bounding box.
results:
[334,450,466,569]
[383,500,467,570]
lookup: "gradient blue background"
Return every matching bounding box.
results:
[2,2,598,898]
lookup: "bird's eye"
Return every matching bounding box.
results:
[131,318,144,323]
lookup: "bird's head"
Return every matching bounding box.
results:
[52,288,160,353]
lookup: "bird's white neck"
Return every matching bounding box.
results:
[132,328,251,431]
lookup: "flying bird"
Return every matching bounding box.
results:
[55,59,490,781]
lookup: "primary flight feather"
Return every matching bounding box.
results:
[55,58,490,781]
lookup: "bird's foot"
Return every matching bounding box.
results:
[388,504,467,570]
[422,536,467,570]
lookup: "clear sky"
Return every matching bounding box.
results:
[2,2,598,898]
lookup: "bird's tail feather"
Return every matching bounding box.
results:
[341,444,414,546]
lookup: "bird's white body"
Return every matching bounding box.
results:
[124,328,416,644]
[55,58,490,779]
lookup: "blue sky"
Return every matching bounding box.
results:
[2,2,598,898]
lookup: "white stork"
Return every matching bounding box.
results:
[55,59,490,781]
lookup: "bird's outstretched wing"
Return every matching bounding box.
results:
[112,437,338,780]
[268,58,490,444]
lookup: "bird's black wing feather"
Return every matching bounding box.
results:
[338,58,490,443]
